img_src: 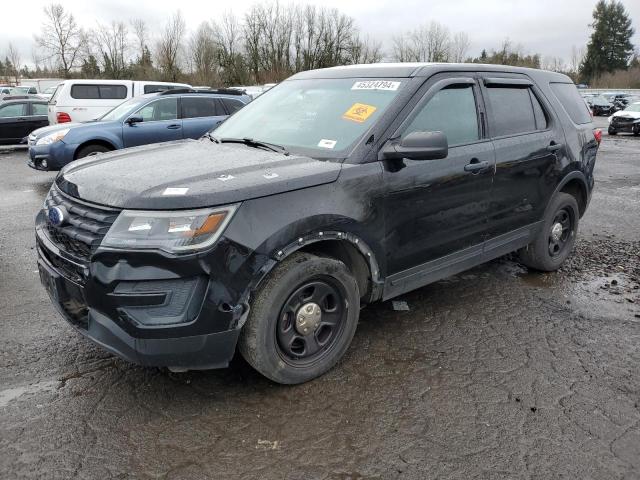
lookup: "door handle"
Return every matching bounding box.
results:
[547,142,563,152]
[464,159,489,173]
[167,124,181,129]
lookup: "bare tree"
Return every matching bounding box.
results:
[569,45,585,79]
[35,3,84,77]
[131,19,148,61]
[156,11,186,81]
[95,21,130,78]
[392,21,452,62]
[348,35,383,64]
[449,32,470,63]
[7,42,21,84]
[214,12,248,85]
[189,22,220,86]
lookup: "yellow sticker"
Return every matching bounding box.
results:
[342,103,377,123]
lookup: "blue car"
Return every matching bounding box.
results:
[27,90,250,170]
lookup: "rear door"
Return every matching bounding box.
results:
[123,97,182,148]
[28,102,50,132]
[0,102,29,143]
[481,76,564,240]
[180,96,227,138]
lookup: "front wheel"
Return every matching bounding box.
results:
[608,126,617,135]
[239,252,360,384]
[76,144,110,159]
[519,192,579,272]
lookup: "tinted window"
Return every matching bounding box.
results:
[550,83,592,125]
[144,84,179,94]
[181,97,223,118]
[221,98,244,114]
[0,103,27,117]
[32,103,48,115]
[135,98,178,121]
[486,87,537,136]
[529,90,547,130]
[71,84,127,99]
[403,85,479,146]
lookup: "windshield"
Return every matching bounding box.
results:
[99,96,152,122]
[624,103,640,112]
[212,78,405,157]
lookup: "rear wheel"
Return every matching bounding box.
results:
[76,144,110,159]
[519,193,579,272]
[239,252,360,384]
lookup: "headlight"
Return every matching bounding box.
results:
[36,129,70,145]
[102,205,238,253]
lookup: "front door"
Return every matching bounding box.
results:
[0,102,29,143]
[123,97,182,148]
[382,76,495,285]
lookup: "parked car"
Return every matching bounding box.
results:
[28,89,250,170]
[47,79,191,125]
[608,102,640,135]
[38,85,59,101]
[0,98,49,145]
[588,95,616,116]
[35,64,599,384]
[14,86,39,95]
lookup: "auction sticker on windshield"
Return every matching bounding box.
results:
[351,80,400,91]
[342,103,377,123]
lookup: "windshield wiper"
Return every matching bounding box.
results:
[204,132,220,143]
[220,137,289,156]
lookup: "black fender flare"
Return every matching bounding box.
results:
[546,170,589,218]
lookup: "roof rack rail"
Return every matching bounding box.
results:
[158,88,246,96]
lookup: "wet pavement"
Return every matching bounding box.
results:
[1,117,639,479]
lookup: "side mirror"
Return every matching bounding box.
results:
[126,116,143,125]
[382,131,448,161]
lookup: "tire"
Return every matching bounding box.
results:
[608,127,617,135]
[518,192,579,272]
[76,144,110,159]
[238,252,360,384]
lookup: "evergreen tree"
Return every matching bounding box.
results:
[581,0,635,81]
[81,55,101,78]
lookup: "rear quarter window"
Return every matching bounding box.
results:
[71,84,127,100]
[550,83,592,125]
[221,98,245,114]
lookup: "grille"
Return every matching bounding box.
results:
[39,245,86,285]
[43,186,120,262]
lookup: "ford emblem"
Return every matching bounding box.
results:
[47,206,67,227]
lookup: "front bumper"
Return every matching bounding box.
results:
[609,119,640,133]
[35,211,247,370]
[28,141,77,171]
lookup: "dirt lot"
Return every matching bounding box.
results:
[1,117,639,480]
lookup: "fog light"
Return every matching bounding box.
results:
[41,159,48,169]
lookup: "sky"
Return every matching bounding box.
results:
[1,0,639,67]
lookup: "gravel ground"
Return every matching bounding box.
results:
[1,117,639,479]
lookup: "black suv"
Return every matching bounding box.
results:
[36,64,599,384]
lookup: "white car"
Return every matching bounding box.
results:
[608,102,640,136]
[47,80,191,124]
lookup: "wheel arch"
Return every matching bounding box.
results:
[552,171,589,218]
[73,138,117,159]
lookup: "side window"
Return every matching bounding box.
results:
[549,82,592,125]
[32,103,48,115]
[0,103,27,117]
[529,90,548,130]
[135,98,178,122]
[403,84,479,147]
[71,84,127,99]
[99,85,127,99]
[144,84,178,94]
[221,98,244,114]
[486,86,538,136]
[181,97,220,118]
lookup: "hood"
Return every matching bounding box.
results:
[31,122,83,138]
[611,109,640,119]
[56,139,343,209]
